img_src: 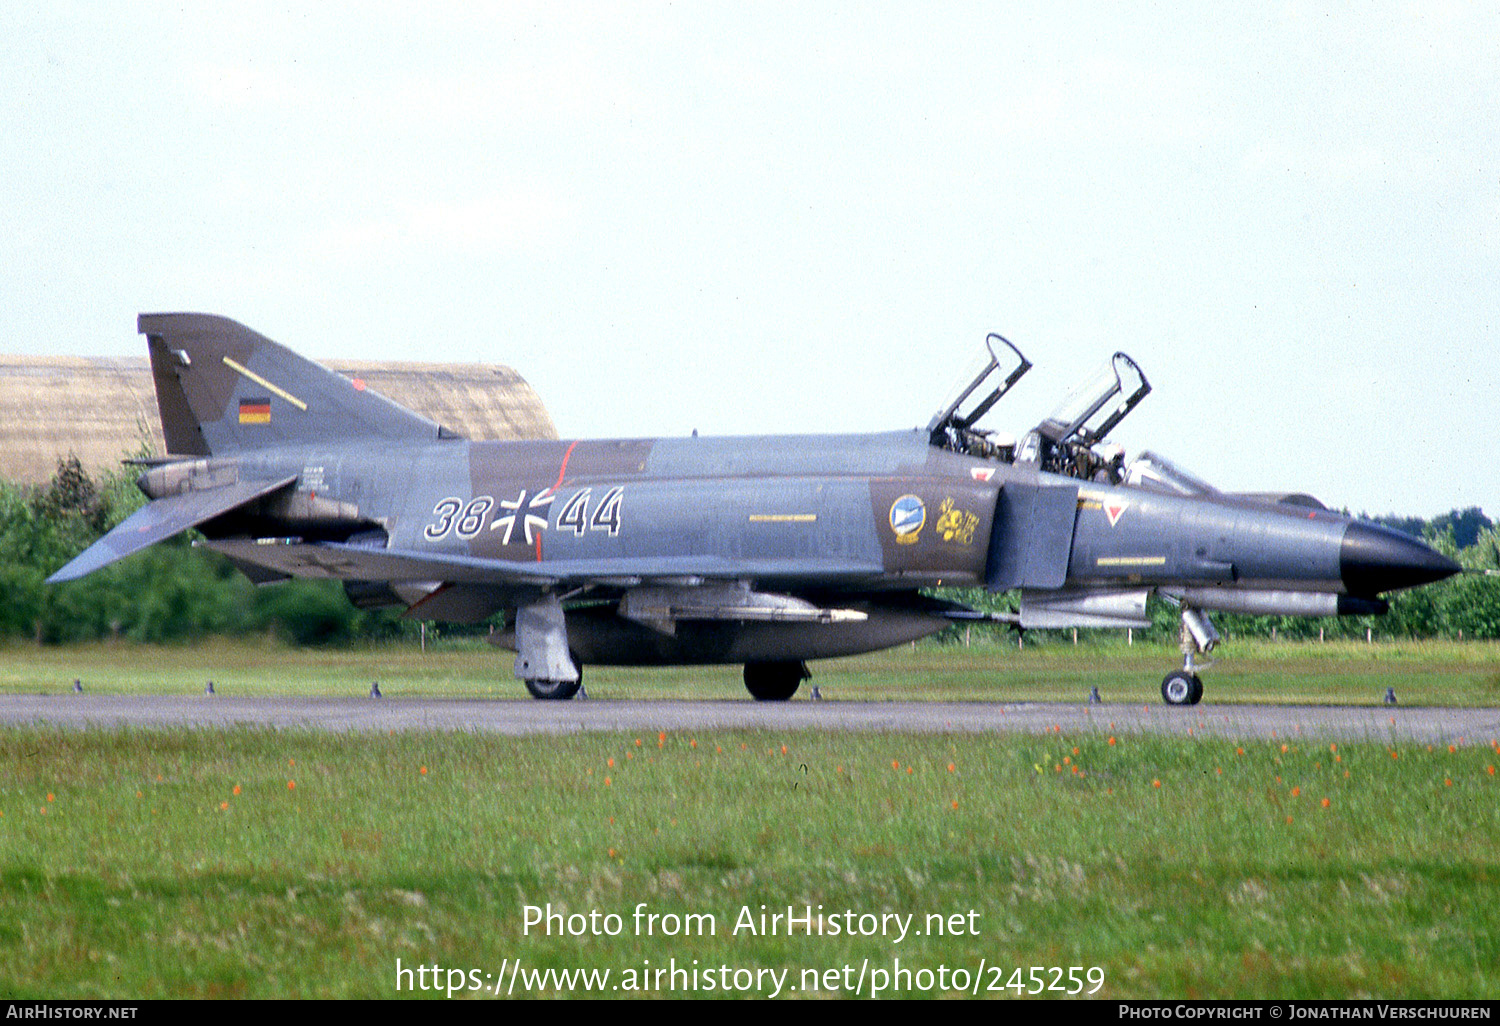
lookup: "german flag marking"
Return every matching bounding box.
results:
[239,397,272,424]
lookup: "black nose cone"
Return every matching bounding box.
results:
[1341,521,1462,596]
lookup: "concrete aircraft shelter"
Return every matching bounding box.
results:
[0,355,558,485]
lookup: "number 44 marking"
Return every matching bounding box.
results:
[556,486,624,536]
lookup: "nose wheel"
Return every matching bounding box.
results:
[1162,603,1217,706]
[1161,670,1203,706]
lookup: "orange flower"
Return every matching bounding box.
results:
[690,740,697,749]
[1488,766,1496,776]
[947,762,955,773]
[1108,737,1117,746]
[1330,744,1338,753]
[46,793,54,803]
[420,766,428,775]
[892,760,900,770]
[1064,756,1072,765]
[658,731,666,743]
[232,784,241,795]
[1445,778,1453,787]
[635,738,642,747]
[288,759,295,767]
[1072,747,1079,756]
[607,757,615,767]
[950,800,958,810]
[219,801,228,811]
[1152,779,1161,788]
[1321,798,1330,808]
[1390,751,1400,760]
[1286,815,1293,824]
[608,848,616,858]
[1291,786,1300,797]
[907,766,914,775]
[287,780,296,790]
[781,745,788,756]
[1448,745,1457,754]
[1215,767,1222,776]
[1236,747,1244,756]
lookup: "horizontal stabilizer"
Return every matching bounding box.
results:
[47,476,297,583]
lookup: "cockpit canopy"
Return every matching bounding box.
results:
[1033,352,1150,448]
[926,333,1031,459]
[928,333,1152,484]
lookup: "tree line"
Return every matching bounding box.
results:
[5,456,1498,647]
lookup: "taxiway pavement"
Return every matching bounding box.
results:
[1,694,1497,742]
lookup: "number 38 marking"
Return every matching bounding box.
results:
[556,486,623,536]
[423,496,493,540]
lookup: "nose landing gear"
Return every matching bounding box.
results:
[1162,605,1218,706]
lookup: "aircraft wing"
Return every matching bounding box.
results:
[47,476,299,584]
[201,538,885,590]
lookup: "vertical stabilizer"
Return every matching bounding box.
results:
[140,313,447,455]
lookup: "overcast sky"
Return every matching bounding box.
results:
[3,3,1495,517]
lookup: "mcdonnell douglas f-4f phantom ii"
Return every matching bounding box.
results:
[49,315,1461,705]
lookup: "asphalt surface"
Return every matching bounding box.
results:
[2,694,1498,742]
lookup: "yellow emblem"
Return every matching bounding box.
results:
[935,497,979,545]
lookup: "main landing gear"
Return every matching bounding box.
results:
[1162,604,1219,706]
[743,660,810,701]
[524,670,581,701]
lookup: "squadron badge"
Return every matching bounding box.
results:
[889,495,926,545]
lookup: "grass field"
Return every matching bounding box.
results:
[2,635,1498,706]
[2,727,1499,999]
[1,639,1498,1000]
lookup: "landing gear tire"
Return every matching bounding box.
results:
[524,658,582,701]
[1161,671,1203,706]
[743,660,807,701]
[524,677,580,700]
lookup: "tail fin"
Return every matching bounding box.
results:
[140,313,449,455]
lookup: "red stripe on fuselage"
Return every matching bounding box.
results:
[536,440,578,563]
[551,439,578,492]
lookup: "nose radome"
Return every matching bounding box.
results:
[1340,521,1463,596]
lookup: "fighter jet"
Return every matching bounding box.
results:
[48,315,1461,705]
